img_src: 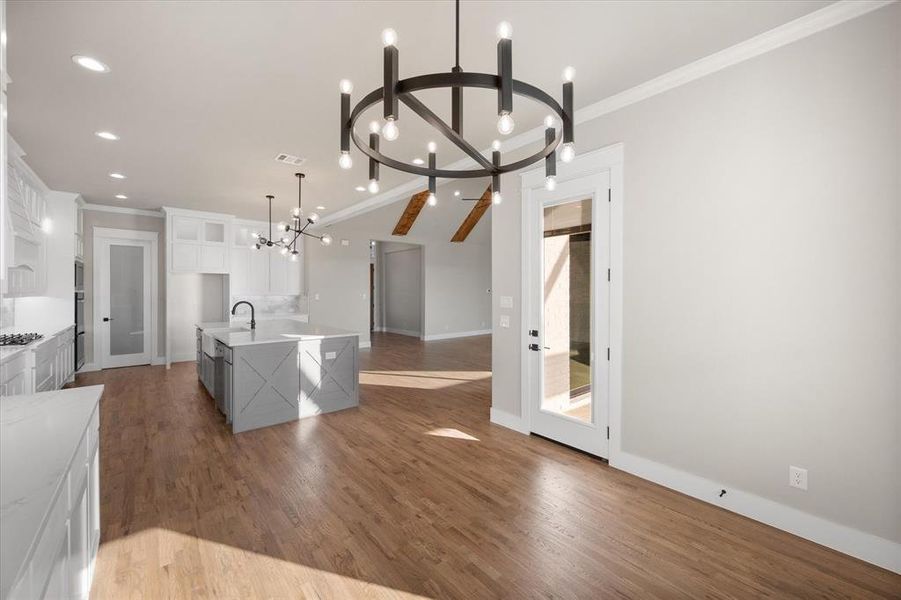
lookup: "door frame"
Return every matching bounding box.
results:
[520,143,624,462]
[92,227,159,369]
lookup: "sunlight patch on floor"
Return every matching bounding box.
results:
[360,370,490,389]
[92,527,432,599]
[425,427,480,441]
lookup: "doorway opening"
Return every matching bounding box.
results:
[370,240,424,338]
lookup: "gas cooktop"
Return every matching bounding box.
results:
[0,333,44,346]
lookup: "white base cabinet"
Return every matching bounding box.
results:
[0,326,75,397]
[7,408,100,600]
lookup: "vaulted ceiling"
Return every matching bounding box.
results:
[7,1,830,221]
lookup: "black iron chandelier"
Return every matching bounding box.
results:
[337,0,575,205]
[252,173,332,261]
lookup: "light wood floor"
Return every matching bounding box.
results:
[74,333,900,599]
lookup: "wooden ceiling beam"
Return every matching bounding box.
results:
[392,190,430,236]
[451,186,493,243]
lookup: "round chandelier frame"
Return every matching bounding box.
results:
[338,0,576,202]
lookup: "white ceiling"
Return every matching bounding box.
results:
[7,0,830,221]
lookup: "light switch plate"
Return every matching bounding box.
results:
[500,296,513,308]
[341,239,350,246]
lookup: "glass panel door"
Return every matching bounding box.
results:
[542,199,592,423]
[527,171,610,458]
[109,245,145,356]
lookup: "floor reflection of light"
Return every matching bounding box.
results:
[425,428,480,441]
[93,527,432,599]
[360,370,490,390]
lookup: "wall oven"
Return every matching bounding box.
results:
[74,260,85,291]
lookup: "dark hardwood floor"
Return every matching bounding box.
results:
[75,333,900,599]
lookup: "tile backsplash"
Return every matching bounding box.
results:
[0,299,14,329]
[229,295,308,316]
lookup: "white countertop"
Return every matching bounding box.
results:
[0,324,76,365]
[0,385,103,599]
[212,319,358,347]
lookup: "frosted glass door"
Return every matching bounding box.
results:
[98,236,153,369]
[109,245,145,356]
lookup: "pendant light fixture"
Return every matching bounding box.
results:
[338,0,576,201]
[251,173,332,261]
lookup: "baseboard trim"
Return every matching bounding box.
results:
[381,328,422,337]
[170,352,197,363]
[612,451,901,574]
[77,362,99,373]
[422,329,492,342]
[489,408,530,435]
[359,341,371,349]
[151,356,166,366]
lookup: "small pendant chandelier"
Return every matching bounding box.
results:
[337,0,576,203]
[252,173,332,261]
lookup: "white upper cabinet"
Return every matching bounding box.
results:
[163,208,232,274]
[230,219,301,295]
[5,148,48,297]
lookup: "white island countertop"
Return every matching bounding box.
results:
[0,385,103,599]
[212,319,358,347]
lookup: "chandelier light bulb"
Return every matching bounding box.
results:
[560,142,575,163]
[338,152,353,169]
[492,191,502,205]
[545,176,557,191]
[368,179,380,194]
[251,231,260,239]
[307,212,320,223]
[276,221,286,231]
[369,120,381,134]
[497,113,515,135]
[339,79,353,94]
[427,193,437,207]
[562,66,576,83]
[281,237,290,245]
[251,243,260,250]
[491,139,501,151]
[544,115,556,128]
[496,21,512,40]
[382,119,399,141]
[280,247,288,256]
[290,252,299,262]
[321,234,333,246]
[427,141,437,153]
[293,207,301,217]
[382,28,398,47]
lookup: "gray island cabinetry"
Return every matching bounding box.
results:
[205,320,359,433]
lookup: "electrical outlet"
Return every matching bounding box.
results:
[789,466,808,490]
[499,315,510,328]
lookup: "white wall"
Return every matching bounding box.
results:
[12,191,76,332]
[493,2,900,556]
[306,182,492,344]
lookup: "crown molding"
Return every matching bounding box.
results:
[82,202,164,219]
[317,0,895,228]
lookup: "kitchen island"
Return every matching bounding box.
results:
[198,319,359,433]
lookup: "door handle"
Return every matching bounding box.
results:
[103,317,113,322]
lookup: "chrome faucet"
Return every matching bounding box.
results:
[231,301,256,330]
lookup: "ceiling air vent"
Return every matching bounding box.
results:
[275,153,306,166]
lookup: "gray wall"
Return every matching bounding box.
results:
[382,244,422,335]
[82,210,166,364]
[492,6,900,543]
[306,181,492,343]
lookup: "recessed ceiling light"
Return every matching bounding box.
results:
[72,55,110,73]
[355,186,366,192]
[109,172,126,179]
[95,131,119,141]
[412,158,424,165]
[454,190,461,197]
[315,206,325,210]
[115,194,128,200]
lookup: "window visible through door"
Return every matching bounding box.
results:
[542,198,592,423]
